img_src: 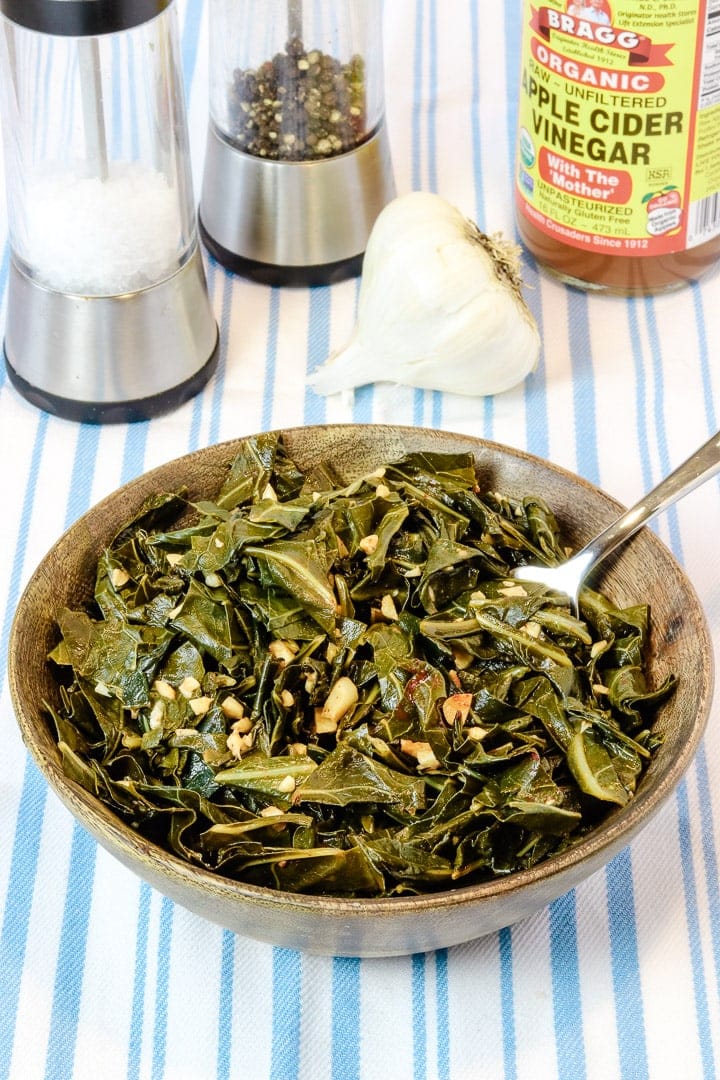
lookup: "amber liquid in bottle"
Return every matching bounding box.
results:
[517,213,720,296]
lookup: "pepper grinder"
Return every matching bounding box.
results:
[0,0,219,423]
[199,0,395,286]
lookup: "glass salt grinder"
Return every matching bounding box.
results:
[0,0,219,423]
[199,0,395,286]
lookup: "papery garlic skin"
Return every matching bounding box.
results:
[307,191,541,397]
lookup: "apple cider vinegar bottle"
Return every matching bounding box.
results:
[515,0,720,295]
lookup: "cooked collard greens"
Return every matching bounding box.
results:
[45,434,675,896]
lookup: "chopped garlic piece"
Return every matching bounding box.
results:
[166,552,183,566]
[110,567,131,589]
[189,696,212,717]
[277,775,296,794]
[380,593,399,621]
[314,707,338,735]
[522,621,542,638]
[319,676,358,726]
[220,695,245,720]
[400,739,441,771]
[154,679,176,700]
[178,676,201,699]
[451,646,474,671]
[498,583,528,597]
[227,722,254,759]
[260,805,285,818]
[280,690,295,709]
[149,700,165,730]
[268,639,299,665]
[358,534,379,555]
[466,726,488,742]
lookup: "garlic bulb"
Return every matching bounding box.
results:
[307,191,540,397]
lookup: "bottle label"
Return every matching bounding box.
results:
[516,1,720,257]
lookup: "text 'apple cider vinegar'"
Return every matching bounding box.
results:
[515,1,720,294]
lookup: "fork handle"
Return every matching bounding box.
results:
[574,428,720,575]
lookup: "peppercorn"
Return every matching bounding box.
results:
[227,37,367,162]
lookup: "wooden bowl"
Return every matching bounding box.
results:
[7,425,713,957]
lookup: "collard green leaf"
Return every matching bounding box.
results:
[294,744,426,812]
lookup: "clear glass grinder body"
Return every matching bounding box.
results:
[0,9,196,296]
[199,0,395,285]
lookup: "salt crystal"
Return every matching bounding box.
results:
[22,161,184,296]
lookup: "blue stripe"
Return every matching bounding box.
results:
[270,949,302,1080]
[151,896,174,1080]
[695,747,720,1006]
[43,427,103,1078]
[469,1,485,226]
[568,294,599,483]
[606,849,649,1079]
[521,261,548,459]
[470,2,495,441]
[188,356,206,451]
[208,263,231,446]
[676,781,717,1078]
[121,422,150,484]
[217,930,235,1080]
[642,294,716,1076]
[503,1,549,459]
[628,302,652,492]
[435,949,450,1080]
[426,0,438,195]
[126,884,152,1080]
[0,414,49,1080]
[644,297,680,545]
[499,927,517,1080]
[689,282,720,1006]
[180,0,204,97]
[120,425,151,1080]
[412,952,427,1080]
[331,957,361,1080]
[411,0,423,434]
[549,889,586,1080]
[43,827,97,1080]
[410,0,430,431]
[64,425,102,525]
[505,1,522,182]
[262,288,282,433]
[605,298,655,1079]
[427,1,442,434]
[0,762,49,1080]
[411,0,424,192]
[304,287,331,425]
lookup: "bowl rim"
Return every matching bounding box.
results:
[8,422,714,918]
